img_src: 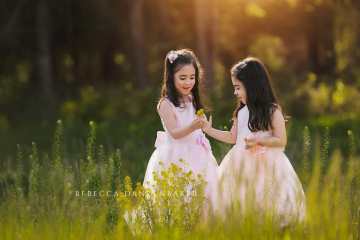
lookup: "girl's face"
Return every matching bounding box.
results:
[174,64,196,97]
[232,76,247,104]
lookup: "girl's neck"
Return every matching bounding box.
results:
[178,94,192,103]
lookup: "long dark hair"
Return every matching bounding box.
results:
[231,57,279,132]
[160,49,203,111]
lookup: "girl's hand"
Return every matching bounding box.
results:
[201,115,212,132]
[244,135,258,149]
[190,117,204,130]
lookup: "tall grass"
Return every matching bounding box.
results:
[0,121,359,239]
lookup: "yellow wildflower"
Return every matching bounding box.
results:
[196,108,205,116]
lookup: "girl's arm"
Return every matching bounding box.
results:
[255,108,287,148]
[158,100,202,139]
[202,116,237,144]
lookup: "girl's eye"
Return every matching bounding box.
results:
[180,78,186,80]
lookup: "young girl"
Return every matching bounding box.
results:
[202,57,306,224]
[143,49,219,211]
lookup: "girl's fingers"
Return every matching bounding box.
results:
[200,115,207,121]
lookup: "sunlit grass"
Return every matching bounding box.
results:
[0,121,359,239]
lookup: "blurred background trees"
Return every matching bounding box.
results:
[1,0,359,178]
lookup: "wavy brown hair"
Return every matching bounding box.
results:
[231,57,279,131]
[160,49,204,111]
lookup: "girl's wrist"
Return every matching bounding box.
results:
[256,137,264,146]
[187,123,195,131]
[203,126,211,134]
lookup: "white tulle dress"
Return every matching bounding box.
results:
[143,97,219,211]
[218,105,306,223]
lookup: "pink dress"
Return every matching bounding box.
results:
[143,97,219,210]
[218,105,306,223]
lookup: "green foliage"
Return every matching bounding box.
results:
[302,126,311,185]
[320,126,330,173]
[29,142,40,199]
[0,121,359,239]
[249,34,286,72]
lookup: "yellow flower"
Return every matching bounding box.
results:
[196,108,205,116]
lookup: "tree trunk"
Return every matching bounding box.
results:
[304,2,336,78]
[195,0,216,88]
[37,0,55,113]
[129,0,148,89]
[305,8,320,75]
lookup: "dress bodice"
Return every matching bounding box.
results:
[155,97,210,150]
[159,98,197,131]
[236,105,272,148]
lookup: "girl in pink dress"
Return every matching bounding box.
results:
[202,57,306,224]
[143,49,219,211]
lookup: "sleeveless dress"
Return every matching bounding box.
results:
[143,97,219,210]
[218,105,306,223]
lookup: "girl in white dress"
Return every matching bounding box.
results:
[202,57,306,224]
[143,49,219,212]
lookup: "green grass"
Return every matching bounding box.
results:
[0,121,359,239]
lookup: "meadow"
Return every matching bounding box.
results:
[0,119,359,239]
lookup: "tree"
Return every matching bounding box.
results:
[195,0,216,88]
[36,0,55,114]
[128,0,148,89]
[302,1,336,78]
